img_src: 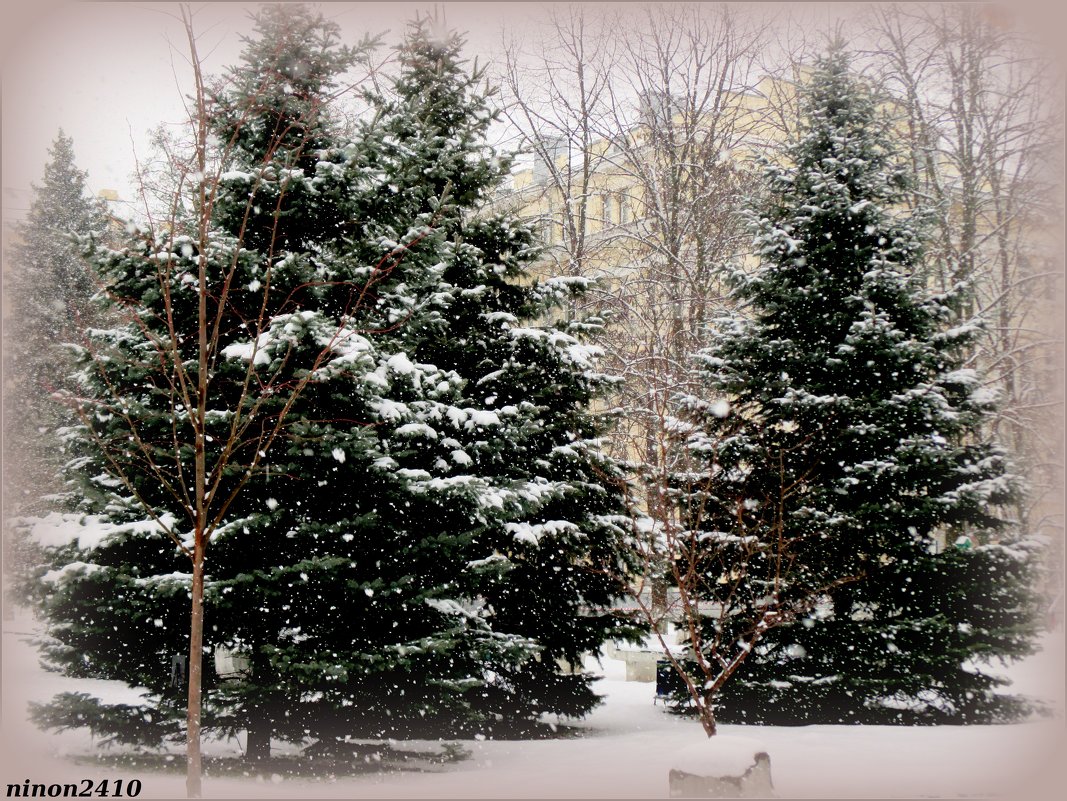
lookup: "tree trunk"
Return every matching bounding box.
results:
[246,725,271,762]
[186,541,206,798]
[698,690,718,737]
[246,708,271,762]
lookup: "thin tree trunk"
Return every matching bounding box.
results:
[698,698,717,738]
[186,541,205,798]
[245,645,271,762]
[187,3,209,792]
[246,712,271,762]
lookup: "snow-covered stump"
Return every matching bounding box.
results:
[668,737,775,798]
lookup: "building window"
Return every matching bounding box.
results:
[542,203,555,245]
[543,216,555,244]
[602,194,613,227]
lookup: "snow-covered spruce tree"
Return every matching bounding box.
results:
[2,131,109,520]
[681,45,1039,725]
[17,6,393,784]
[20,6,636,771]
[355,17,639,729]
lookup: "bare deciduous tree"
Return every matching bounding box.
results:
[622,431,860,737]
[57,7,384,794]
[499,4,772,527]
[862,4,1063,539]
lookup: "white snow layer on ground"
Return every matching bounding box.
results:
[2,605,1064,799]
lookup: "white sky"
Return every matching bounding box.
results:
[2,2,1059,219]
[1,2,545,214]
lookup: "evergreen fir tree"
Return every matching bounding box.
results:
[18,6,636,760]
[682,45,1039,725]
[359,18,639,726]
[3,132,109,518]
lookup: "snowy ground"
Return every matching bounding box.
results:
[2,607,1064,799]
